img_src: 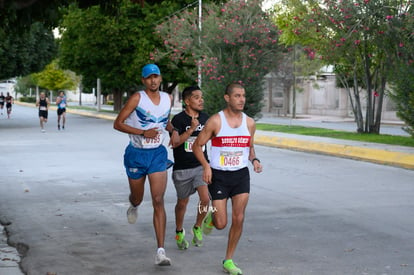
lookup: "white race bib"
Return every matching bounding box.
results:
[219,151,244,168]
[142,133,162,147]
[184,136,196,152]
[184,136,205,152]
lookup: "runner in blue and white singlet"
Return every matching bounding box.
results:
[56,91,67,130]
[113,64,173,266]
[125,90,170,149]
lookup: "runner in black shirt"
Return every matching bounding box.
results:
[36,92,50,132]
[170,86,210,249]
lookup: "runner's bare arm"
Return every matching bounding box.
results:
[165,94,174,133]
[113,93,158,138]
[193,114,220,183]
[247,117,262,173]
[170,116,199,148]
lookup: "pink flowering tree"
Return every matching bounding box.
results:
[155,0,282,118]
[387,7,414,136]
[274,0,413,134]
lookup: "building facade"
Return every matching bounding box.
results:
[262,71,400,121]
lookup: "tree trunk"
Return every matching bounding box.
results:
[113,89,123,112]
[352,67,364,133]
[373,74,387,134]
[162,82,178,94]
[268,77,273,113]
[79,82,83,106]
[354,87,364,133]
[362,41,374,133]
[364,76,373,133]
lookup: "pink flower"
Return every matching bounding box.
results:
[308,51,315,59]
[373,91,379,97]
[386,15,393,20]
[399,42,404,47]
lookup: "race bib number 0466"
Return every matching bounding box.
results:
[219,151,243,168]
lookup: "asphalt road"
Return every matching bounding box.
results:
[1,105,414,275]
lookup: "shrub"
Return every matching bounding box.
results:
[19,96,36,103]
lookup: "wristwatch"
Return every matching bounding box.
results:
[251,158,260,164]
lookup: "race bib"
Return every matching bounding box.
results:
[60,103,66,108]
[219,151,243,168]
[184,136,205,152]
[40,106,47,111]
[184,136,196,152]
[142,133,162,147]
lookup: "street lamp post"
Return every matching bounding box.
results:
[198,0,202,87]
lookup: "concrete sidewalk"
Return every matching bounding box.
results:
[0,225,22,275]
[63,103,414,170]
[15,101,414,170]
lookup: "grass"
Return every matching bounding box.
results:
[256,123,414,147]
[68,105,117,114]
[62,103,414,147]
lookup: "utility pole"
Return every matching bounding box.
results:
[97,78,101,112]
[197,0,202,87]
[292,45,297,119]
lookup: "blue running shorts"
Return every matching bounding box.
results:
[124,144,168,180]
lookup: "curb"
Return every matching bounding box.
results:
[16,101,117,121]
[16,101,414,169]
[255,135,414,170]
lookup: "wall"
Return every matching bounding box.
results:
[263,72,400,121]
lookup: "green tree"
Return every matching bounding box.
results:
[14,75,38,97]
[58,0,202,111]
[155,0,282,118]
[32,59,78,95]
[390,64,414,137]
[274,0,413,134]
[0,22,57,80]
[0,0,148,81]
[388,7,414,137]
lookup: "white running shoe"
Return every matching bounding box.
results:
[127,205,137,224]
[155,249,171,266]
